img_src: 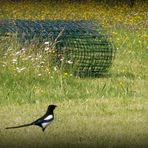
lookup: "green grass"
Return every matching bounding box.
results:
[0,26,147,148]
[0,1,148,147]
[0,99,148,148]
[0,26,147,104]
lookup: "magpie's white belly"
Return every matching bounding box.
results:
[41,115,53,128]
[42,122,50,128]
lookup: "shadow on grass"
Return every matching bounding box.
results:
[80,71,135,79]
[110,72,135,79]
[1,137,148,148]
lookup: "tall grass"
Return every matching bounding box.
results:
[0,1,148,105]
[0,25,147,104]
[0,1,148,147]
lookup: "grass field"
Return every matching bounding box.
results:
[0,1,148,147]
[0,99,148,148]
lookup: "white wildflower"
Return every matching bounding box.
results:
[8,47,12,51]
[45,47,49,51]
[67,60,73,64]
[54,67,57,71]
[60,57,64,62]
[38,73,41,77]
[24,55,32,61]
[21,48,25,51]
[16,51,21,56]
[15,48,25,56]
[12,59,17,64]
[38,55,42,58]
[16,67,26,73]
[44,41,49,45]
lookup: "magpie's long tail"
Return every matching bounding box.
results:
[5,122,33,129]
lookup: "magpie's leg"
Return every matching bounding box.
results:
[42,128,45,132]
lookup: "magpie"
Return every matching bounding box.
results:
[5,104,57,132]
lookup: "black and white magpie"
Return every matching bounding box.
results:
[5,104,57,132]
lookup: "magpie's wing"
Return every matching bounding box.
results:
[32,114,46,124]
[32,114,53,125]
[5,123,33,129]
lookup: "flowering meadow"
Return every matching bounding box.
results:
[0,1,148,147]
[0,0,147,104]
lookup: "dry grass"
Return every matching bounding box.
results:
[0,98,148,148]
[0,1,148,147]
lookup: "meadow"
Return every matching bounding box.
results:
[0,1,148,148]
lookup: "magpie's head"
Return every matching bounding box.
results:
[48,105,57,111]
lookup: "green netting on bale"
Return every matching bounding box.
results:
[0,20,115,77]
